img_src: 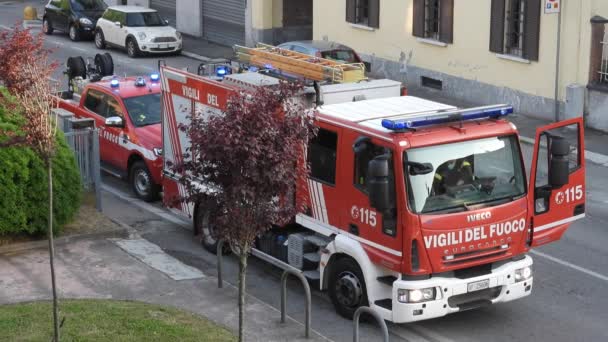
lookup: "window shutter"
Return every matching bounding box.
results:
[412,0,425,38]
[346,0,356,23]
[368,0,380,28]
[439,0,454,44]
[523,0,541,61]
[489,0,506,53]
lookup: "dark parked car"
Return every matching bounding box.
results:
[43,0,107,41]
[277,40,365,65]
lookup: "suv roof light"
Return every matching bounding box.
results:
[381,105,513,131]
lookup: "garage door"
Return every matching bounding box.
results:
[203,0,245,46]
[150,0,176,28]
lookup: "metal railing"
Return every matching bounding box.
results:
[54,108,102,211]
[353,306,389,342]
[281,269,311,339]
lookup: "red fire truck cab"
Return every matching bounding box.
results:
[159,65,585,323]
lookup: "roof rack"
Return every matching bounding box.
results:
[381,104,513,130]
[234,43,366,83]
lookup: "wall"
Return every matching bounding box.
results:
[176,0,202,36]
[313,0,608,128]
[249,0,312,45]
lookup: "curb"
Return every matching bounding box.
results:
[181,50,210,62]
[0,227,129,255]
[519,136,608,167]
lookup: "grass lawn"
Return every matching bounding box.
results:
[0,299,236,341]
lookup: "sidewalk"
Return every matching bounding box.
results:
[0,237,329,341]
[409,87,608,166]
[181,34,234,61]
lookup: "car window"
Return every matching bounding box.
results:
[292,45,311,55]
[116,11,126,25]
[49,0,62,7]
[70,0,106,11]
[126,12,167,27]
[102,9,114,20]
[105,96,124,118]
[59,0,70,10]
[84,89,106,116]
[321,50,358,63]
[123,94,161,127]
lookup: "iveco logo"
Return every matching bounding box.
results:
[467,211,491,223]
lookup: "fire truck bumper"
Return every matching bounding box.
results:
[390,255,533,323]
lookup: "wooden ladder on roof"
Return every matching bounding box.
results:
[234,43,367,83]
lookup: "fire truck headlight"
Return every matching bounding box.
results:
[398,288,436,303]
[514,266,532,282]
[153,147,163,157]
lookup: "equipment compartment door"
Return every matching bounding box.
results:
[528,117,585,247]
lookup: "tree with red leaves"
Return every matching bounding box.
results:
[0,25,62,342]
[176,81,316,341]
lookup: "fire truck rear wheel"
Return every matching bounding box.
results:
[328,257,369,319]
[194,204,229,255]
[130,161,160,202]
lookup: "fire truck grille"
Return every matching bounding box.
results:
[152,37,177,43]
[448,287,502,309]
[443,245,509,266]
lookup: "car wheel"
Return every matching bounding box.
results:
[43,18,53,35]
[69,24,80,41]
[194,203,229,254]
[130,161,160,202]
[94,29,106,49]
[328,257,369,320]
[126,38,140,58]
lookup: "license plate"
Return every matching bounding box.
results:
[467,279,490,292]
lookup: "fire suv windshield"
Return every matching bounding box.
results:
[405,135,525,214]
[123,94,161,127]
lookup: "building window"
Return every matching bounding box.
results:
[504,0,525,57]
[489,0,541,61]
[346,0,379,28]
[413,0,453,44]
[424,0,441,40]
[600,25,608,84]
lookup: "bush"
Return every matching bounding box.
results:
[0,90,81,236]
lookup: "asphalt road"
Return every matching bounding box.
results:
[2,3,608,341]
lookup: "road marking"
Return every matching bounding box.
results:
[101,184,191,229]
[530,250,608,283]
[114,238,204,280]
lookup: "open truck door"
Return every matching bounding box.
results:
[528,117,585,247]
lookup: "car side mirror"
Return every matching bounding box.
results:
[549,136,570,188]
[105,116,124,127]
[165,19,169,25]
[114,21,122,28]
[367,155,393,212]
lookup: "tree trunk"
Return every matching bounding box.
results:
[238,250,248,342]
[48,162,60,342]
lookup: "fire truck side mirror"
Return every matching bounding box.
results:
[105,116,124,128]
[549,136,570,188]
[368,155,393,212]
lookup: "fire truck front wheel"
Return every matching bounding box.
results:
[194,204,229,255]
[130,161,160,202]
[328,257,369,319]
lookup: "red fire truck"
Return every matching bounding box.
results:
[161,46,586,323]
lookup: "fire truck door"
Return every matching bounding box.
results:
[528,117,585,247]
[342,132,401,259]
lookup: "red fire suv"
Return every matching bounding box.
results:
[57,74,163,201]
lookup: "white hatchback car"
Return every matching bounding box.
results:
[94,6,182,58]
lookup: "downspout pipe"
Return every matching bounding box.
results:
[554,1,563,122]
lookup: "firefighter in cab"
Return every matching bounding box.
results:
[432,158,473,195]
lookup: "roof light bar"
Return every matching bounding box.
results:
[134,77,146,87]
[150,73,160,81]
[110,79,119,88]
[381,105,513,131]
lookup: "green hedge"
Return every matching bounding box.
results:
[0,90,81,236]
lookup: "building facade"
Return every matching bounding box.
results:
[104,0,312,47]
[313,0,608,131]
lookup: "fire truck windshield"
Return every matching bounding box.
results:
[123,93,161,127]
[405,135,525,214]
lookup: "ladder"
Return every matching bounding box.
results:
[234,43,367,83]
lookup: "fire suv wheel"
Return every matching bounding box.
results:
[328,257,369,320]
[126,38,140,58]
[194,204,229,255]
[69,24,80,41]
[43,18,53,35]
[95,30,106,49]
[130,161,160,202]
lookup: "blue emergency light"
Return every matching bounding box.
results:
[216,65,228,76]
[150,73,160,81]
[110,79,119,88]
[381,105,513,131]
